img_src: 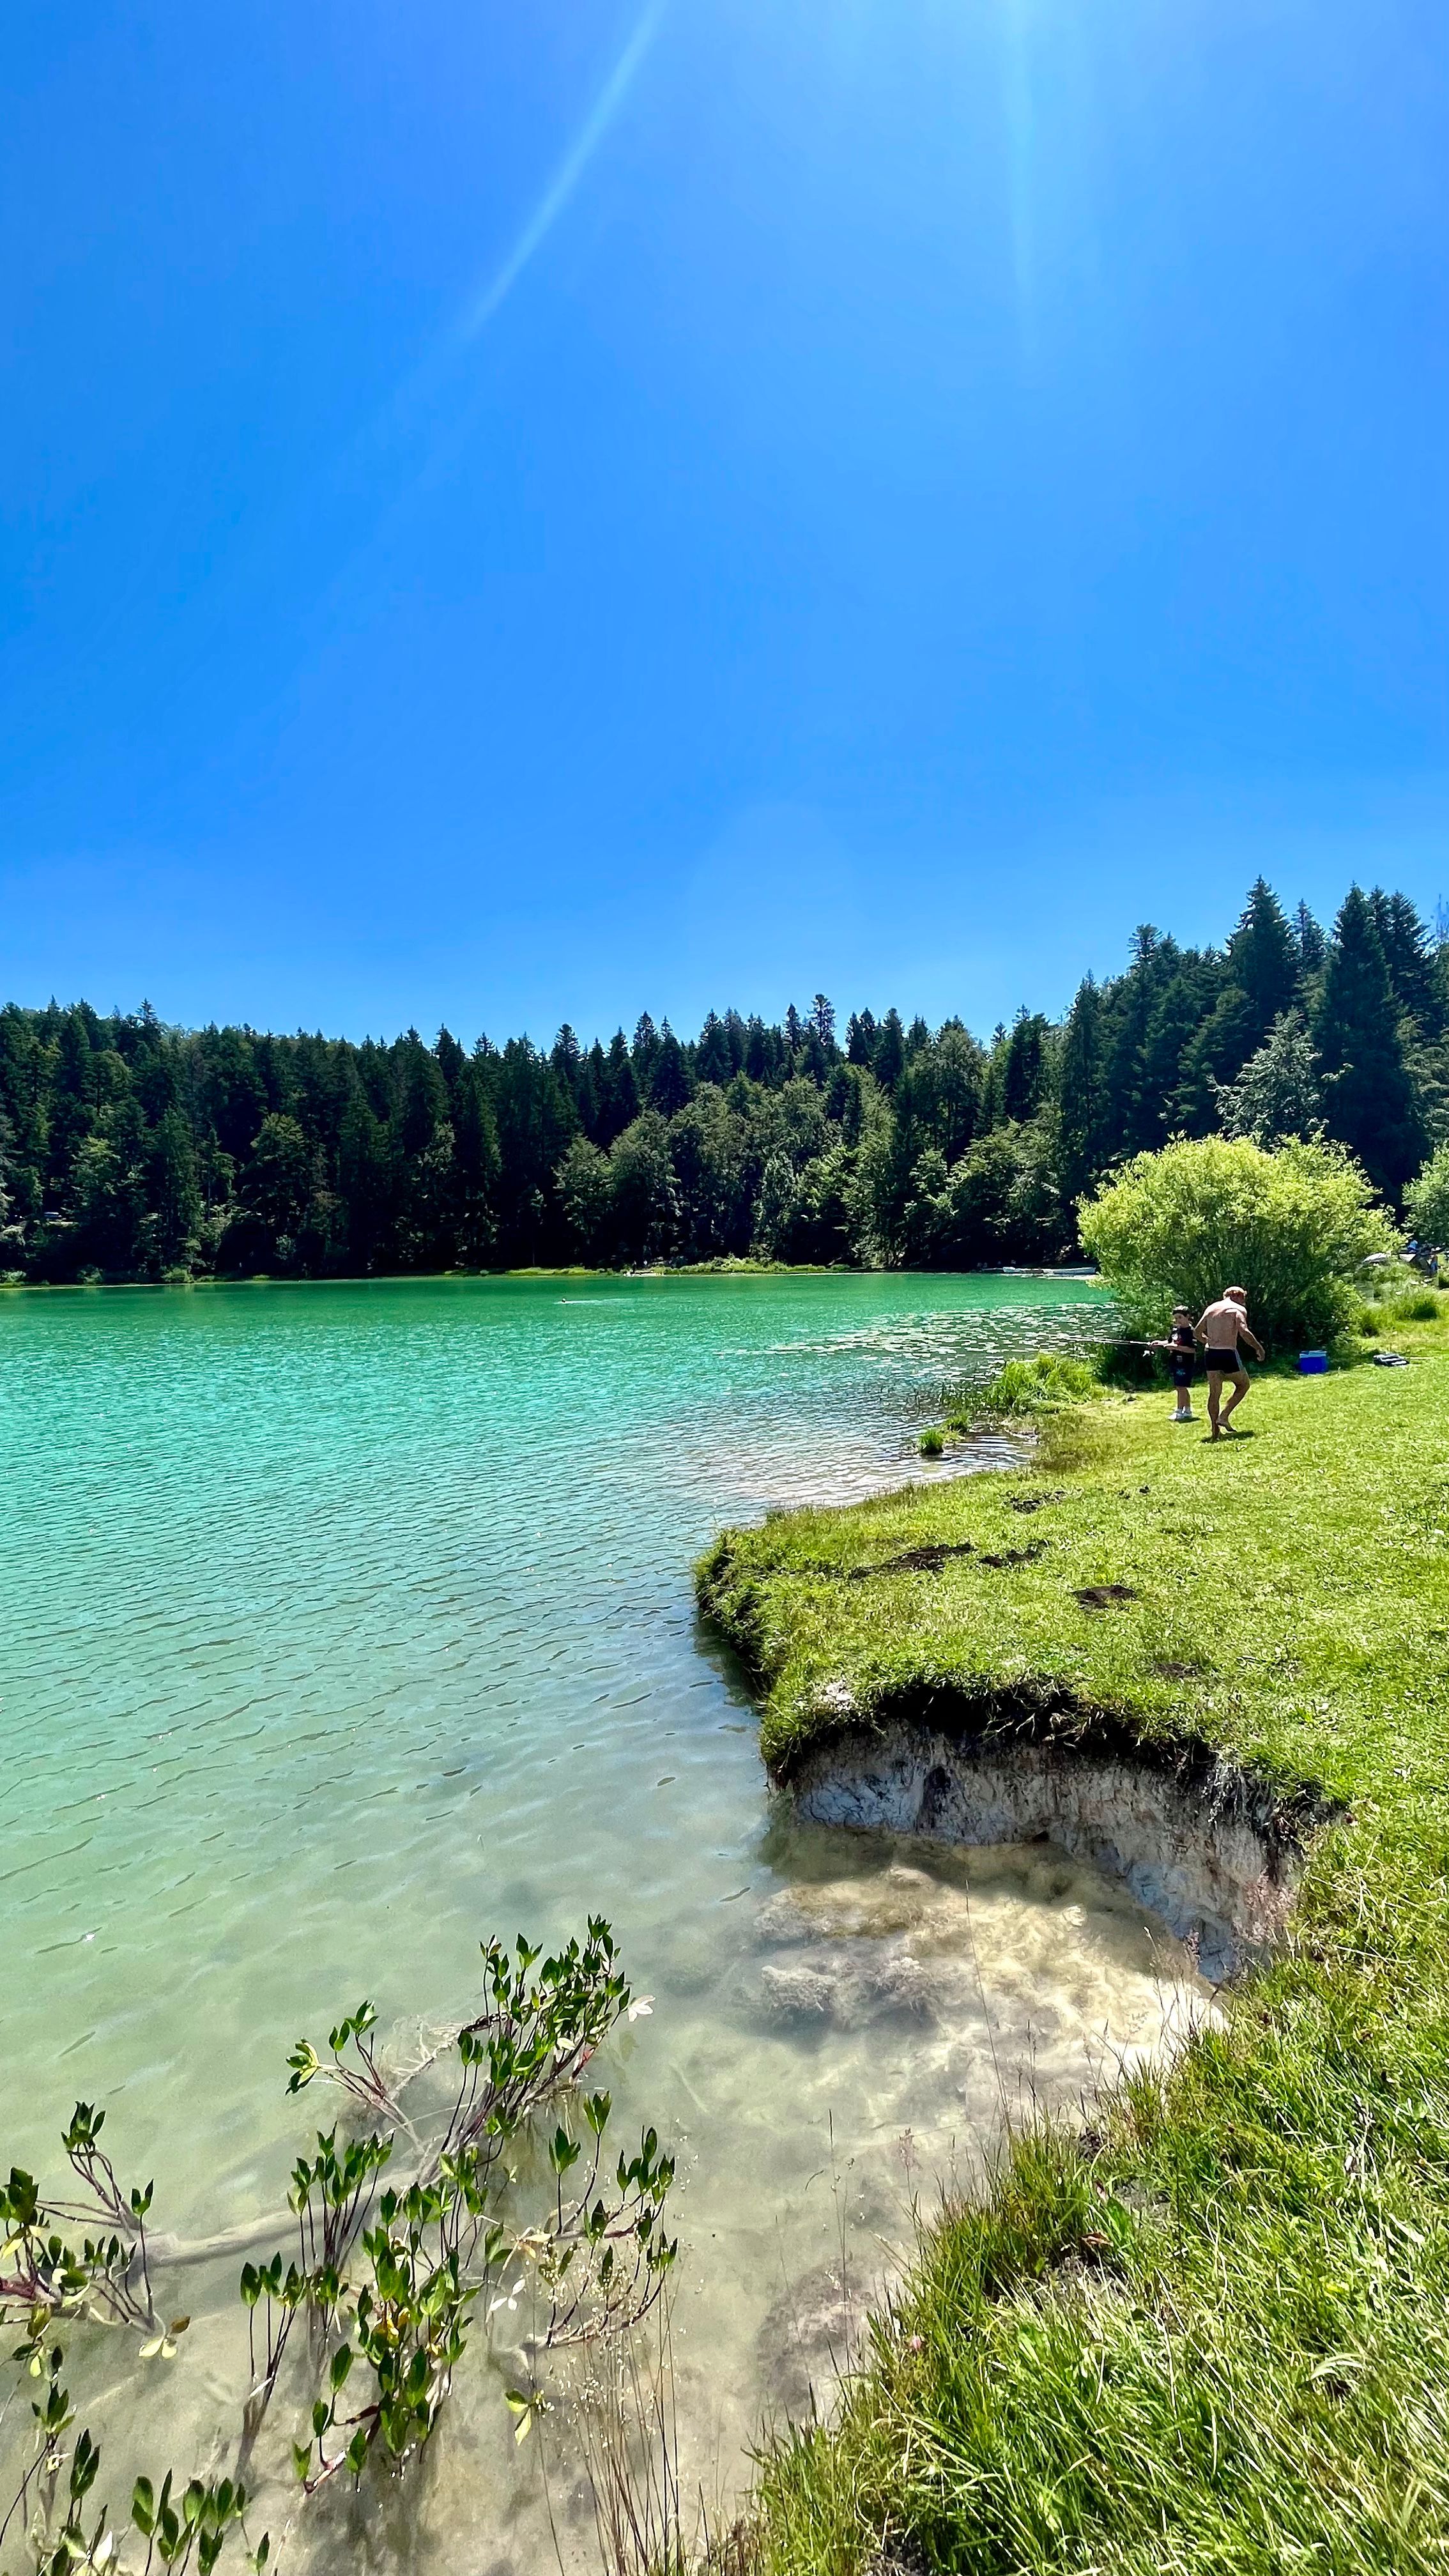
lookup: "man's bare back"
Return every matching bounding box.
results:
[1195,1288,1264,1439]
[1197,1298,1254,1354]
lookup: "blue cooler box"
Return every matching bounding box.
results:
[1298,1350,1328,1374]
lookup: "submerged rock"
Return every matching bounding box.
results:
[756,2262,879,2418]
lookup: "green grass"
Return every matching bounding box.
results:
[697,1314,1449,2573]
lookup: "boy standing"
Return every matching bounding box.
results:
[1154,1307,1199,1423]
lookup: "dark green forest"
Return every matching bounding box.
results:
[1,880,1443,1283]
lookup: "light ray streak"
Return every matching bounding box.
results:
[458,0,668,342]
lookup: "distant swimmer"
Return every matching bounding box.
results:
[1195,1287,1264,1441]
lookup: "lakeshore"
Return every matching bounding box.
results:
[698,1323,1449,2570]
[10,1269,1447,2567]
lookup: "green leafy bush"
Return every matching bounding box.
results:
[1405,1141,1449,1250]
[1078,1136,1396,1349]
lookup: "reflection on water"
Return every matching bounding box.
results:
[0,1272,1208,2566]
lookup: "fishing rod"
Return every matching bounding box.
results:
[1068,1334,1179,1347]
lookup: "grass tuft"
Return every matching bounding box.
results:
[953,1351,1105,1424]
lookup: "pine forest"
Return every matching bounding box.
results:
[2,880,1443,1284]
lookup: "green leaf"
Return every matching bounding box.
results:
[505,2387,544,2444]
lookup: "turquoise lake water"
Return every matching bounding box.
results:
[1,1272,1204,2566]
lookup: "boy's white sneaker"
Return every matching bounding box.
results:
[1172,1409,1195,1422]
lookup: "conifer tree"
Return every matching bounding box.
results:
[1215,1011,1322,1145]
[395,1033,448,1158]
[1294,900,1326,975]
[1138,974,1204,1141]
[338,1084,395,1270]
[846,1009,877,1068]
[582,1040,609,1135]
[1314,887,1424,1194]
[453,1058,502,1259]
[49,1010,97,1176]
[1001,1011,1048,1123]
[695,1013,733,1087]
[1370,890,1441,1037]
[147,1106,203,1268]
[597,1032,640,1146]
[744,1016,772,1082]
[648,1026,691,1117]
[1225,879,1299,1047]
[631,1014,660,1091]
[872,1009,906,1091]
[549,1025,585,1107]
[1103,939,1184,1153]
[1057,979,1109,1199]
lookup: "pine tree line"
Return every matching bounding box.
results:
[1,881,1443,1284]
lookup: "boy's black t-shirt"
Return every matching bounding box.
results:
[1169,1322,1195,1381]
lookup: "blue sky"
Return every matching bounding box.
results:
[3,0,1445,1045]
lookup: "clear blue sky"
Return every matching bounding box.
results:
[3,0,1446,1045]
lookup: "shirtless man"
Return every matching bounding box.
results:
[1195,1287,1264,1440]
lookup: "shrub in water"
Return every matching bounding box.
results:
[0,1917,674,2572]
[1078,1136,1397,1350]
[918,1427,945,1457]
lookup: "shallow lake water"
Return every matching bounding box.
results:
[0,1271,1206,2567]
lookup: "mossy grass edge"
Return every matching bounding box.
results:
[697,1315,1449,2573]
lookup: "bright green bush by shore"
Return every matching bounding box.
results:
[1078,1134,1397,1349]
[700,1314,1449,2571]
[1405,1140,1449,1252]
[960,1350,1103,1420]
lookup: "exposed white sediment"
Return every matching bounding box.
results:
[779,1720,1309,1982]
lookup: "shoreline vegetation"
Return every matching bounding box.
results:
[3,879,1446,1290]
[0,1257,1101,1292]
[695,1289,1449,2572]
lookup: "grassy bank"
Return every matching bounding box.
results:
[698,1324,1449,2573]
